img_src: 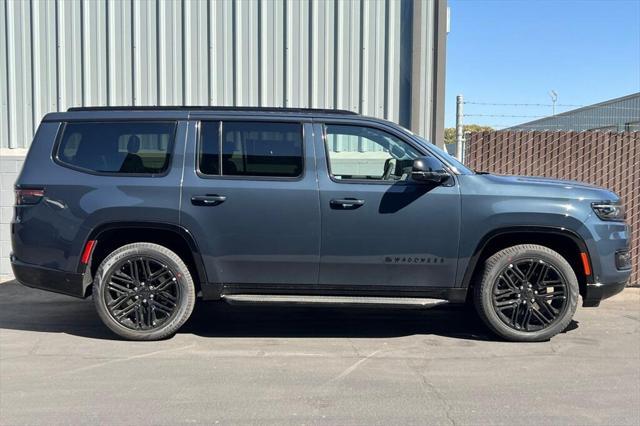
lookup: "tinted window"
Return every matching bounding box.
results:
[199,121,303,177]
[56,122,175,174]
[325,124,421,181]
[198,121,220,175]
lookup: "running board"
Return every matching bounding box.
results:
[222,294,448,308]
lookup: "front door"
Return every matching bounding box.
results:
[315,122,461,289]
[180,119,320,287]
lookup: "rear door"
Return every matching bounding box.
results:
[180,118,320,288]
[314,121,461,289]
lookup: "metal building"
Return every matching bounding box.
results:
[0,0,448,151]
[0,0,448,280]
[510,92,640,132]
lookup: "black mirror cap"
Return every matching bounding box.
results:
[411,156,450,183]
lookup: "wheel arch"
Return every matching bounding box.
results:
[80,222,208,296]
[462,226,594,300]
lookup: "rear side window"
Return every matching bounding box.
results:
[56,121,176,175]
[199,121,303,178]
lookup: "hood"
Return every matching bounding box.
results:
[498,175,603,190]
[478,174,619,201]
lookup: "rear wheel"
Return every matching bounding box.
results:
[93,242,196,340]
[474,244,579,342]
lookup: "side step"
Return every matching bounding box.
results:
[222,294,448,308]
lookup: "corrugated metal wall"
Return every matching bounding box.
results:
[510,93,640,132]
[0,0,445,150]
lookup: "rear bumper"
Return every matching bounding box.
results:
[582,281,627,307]
[11,258,88,298]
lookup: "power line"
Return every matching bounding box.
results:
[463,101,585,107]
[465,114,546,118]
[463,101,639,111]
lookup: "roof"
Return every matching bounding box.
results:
[66,106,358,115]
[43,106,365,124]
[509,92,640,131]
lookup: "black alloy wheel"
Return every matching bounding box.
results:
[93,242,195,340]
[492,258,568,332]
[474,244,579,342]
[105,256,181,330]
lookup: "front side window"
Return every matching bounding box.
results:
[199,121,303,178]
[56,121,175,174]
[324,124,421,181]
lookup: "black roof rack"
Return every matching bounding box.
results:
[66,106,358,115]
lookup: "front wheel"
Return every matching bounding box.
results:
[474,244,579,342]
[93,242,196,341]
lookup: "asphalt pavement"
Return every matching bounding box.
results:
[1,280,639,425]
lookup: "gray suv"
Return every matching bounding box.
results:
[11,107,632,341]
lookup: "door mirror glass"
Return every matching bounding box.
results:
[411,157,449,184]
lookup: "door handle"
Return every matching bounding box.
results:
[191,194,227,206]
[330,198,365,209]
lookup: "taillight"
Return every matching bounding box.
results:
[15,188,45,205]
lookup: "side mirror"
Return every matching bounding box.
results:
[411,157,449,184]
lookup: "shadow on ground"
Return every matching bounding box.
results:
[0,280,577,341]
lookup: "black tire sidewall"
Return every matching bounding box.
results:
[93,243,195,340]
[476,245,579,342]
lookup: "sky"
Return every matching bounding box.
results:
[444,0,640,129]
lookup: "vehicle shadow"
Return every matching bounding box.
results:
[0,281,578,341]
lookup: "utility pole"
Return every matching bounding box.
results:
[455,94,464,161]
[549,90,558,116]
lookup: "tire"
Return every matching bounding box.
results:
[93,242,196,341]
[474,244,579,342]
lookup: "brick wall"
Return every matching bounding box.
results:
[465,131,639,285]
[0,150,26,281]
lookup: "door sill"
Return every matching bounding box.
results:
[222,294,448,308]
[201,283,468,303]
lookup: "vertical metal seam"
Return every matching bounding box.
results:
[181,0,185,106]
[282,0,288,107]
[29,0,36,135]
[104,0,110,106]
[80,0,87,106]
[383,0,389,120]
[307,0,313,107]
[231,0,237,105]
[358,0,364,114]
[54,0,60,111]
[130,0,135,105]
[155,0,160,105]
[3,0,12,146]
[332,0,338,109]
[257,0,262,106]
[206,0,212,106]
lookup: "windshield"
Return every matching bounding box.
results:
[414,136,474,175]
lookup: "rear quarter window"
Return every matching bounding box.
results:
[199,121,303,178]
[55,121,176,175]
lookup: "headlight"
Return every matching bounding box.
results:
[591,201,625,221]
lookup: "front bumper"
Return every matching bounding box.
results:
[11,258,89,298]
[582,281,627,307]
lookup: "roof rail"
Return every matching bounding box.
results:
[66,106,358,115]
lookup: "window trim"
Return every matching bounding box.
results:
[195,119,306,182]
[321,122,440,186]
[52,120,178,177]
